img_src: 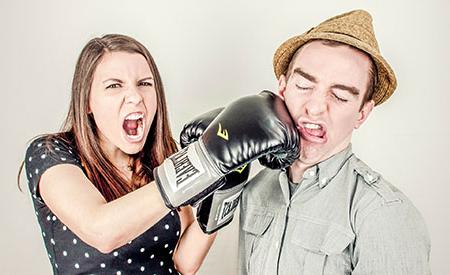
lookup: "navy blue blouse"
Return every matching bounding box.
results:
[25,134,181,275]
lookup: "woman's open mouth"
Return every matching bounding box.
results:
[122,112,145,143]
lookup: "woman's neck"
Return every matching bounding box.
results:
[99,138,131,171]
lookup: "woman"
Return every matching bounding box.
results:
[21,34,216,274]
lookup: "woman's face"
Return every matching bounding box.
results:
[89,51,157,156]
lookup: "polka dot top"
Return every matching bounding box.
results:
[25,133,181,275]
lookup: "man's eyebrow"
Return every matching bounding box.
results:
[331,84,360,97]
[292,68,317,83]
[292,68,360,96]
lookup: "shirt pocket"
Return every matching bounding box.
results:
[291,218,354,275]
[242,208,274,274]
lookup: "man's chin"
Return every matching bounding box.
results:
[299,141,328,165]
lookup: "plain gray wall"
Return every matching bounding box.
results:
[2,0,449,274]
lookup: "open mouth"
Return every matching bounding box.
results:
[298,122,327,143]
[122,112,145,142]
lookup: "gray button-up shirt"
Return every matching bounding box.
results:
[238,146,431,275]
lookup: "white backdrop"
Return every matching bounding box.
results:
[1,1,449,274]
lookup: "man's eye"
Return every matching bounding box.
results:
[332,93,348,102]
[106,83,121,89]
[295,84,312,90]
[139,81,153,87]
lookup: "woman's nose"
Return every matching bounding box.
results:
[124,86,143,105]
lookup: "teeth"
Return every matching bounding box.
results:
[304,123,321,130]
[125,113,143,121]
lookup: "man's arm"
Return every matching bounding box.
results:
[352,200,431,275]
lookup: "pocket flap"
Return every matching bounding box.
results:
[242,208,274,236]
[291,218,354,255]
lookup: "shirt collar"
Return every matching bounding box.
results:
[315,144,354,188]
[278,144,354,201]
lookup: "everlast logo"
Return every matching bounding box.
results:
[220,197,240,221]
[170,148,200,186]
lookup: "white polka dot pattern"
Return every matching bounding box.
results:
[26,135,182,273]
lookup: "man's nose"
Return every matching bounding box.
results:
[305,90,327,117]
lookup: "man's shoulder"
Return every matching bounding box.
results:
[245,167,280,191]
[241,167,283,207]
[347,155,404,205]
[346,155,427,231]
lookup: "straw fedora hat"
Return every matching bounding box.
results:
[273,10,397,106]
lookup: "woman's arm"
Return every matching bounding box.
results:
[40,163,169,253]
[173,206,217,275]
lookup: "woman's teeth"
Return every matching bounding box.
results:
[125,112,144,121]
[123,113,145,141]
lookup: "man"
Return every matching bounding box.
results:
[238,10,431,275]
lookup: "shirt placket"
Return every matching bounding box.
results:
[278,168,319,274]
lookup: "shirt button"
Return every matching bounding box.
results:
[321,178,328,184]
[309,170,316,177]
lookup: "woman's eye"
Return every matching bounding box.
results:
[333,93,348,102]
[106,83,121,89]
[139,81,153,87]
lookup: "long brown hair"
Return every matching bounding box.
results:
[19,34,177,201]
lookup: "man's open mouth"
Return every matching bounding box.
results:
[297,122,327,143]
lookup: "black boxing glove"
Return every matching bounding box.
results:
[179,108,223,149]
[153,90,299,209]
[180,108,250,233]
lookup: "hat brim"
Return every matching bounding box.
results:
[274,33,397,106]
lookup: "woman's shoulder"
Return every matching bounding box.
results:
[25,132,82,203]
[27,132,78,157]
[28,132,76,149]
[25,132,82,178]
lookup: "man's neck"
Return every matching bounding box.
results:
[288,160,312,183]
[288,143,352,184]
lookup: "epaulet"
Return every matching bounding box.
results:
[351,157,401,204]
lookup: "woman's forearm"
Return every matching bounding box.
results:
[173,220,217,274]
[41,165,170,254]
[86,183,170,252]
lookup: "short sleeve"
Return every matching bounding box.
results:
[24,135,82,204]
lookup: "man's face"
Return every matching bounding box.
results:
[279,40,375,166]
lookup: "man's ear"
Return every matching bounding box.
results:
[278,74,287,99]
[355,99,374,129]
